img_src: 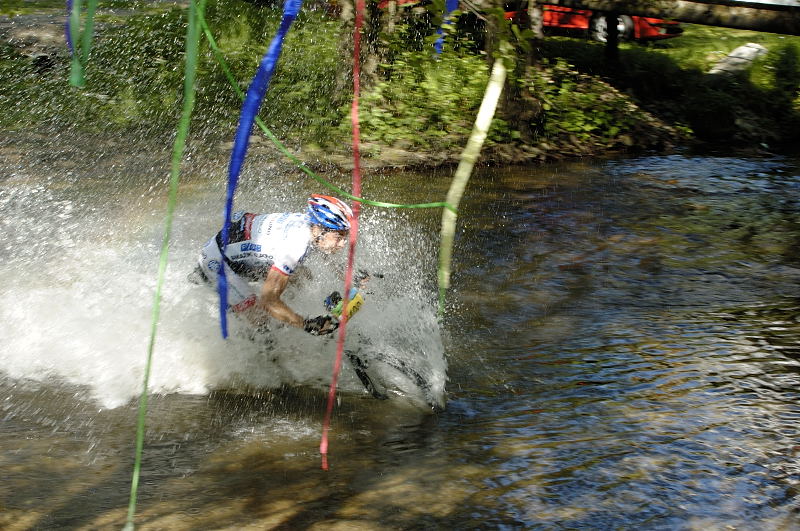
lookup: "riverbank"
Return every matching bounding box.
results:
[2,4,799,172]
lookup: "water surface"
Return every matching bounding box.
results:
[2,133,800,529]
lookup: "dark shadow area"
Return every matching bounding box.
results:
[537,37,800,150]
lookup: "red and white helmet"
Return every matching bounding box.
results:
[307,194,353,231]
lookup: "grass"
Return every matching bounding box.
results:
[1,0,64,16]
[0,1,162,17]
[644,23,800,71]
[536,22,800,147]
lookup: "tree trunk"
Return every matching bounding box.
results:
[504,1,546,145]
[529,1,545,40]
[335,0,355,97]
[604,11,619,67]
[484,11,498,69]
[385,0,397,34]
[336,0,382,95]
[364,0,383,86]
[544,0,800,36]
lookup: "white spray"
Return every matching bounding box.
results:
[0,164,447,410]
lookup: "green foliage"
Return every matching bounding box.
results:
[651,24,800,72]
[378,4,437,61]
[526,58,660,145]
[4,2,800,157]
[262,15,347,140]
[0,6,193,131]
[767,43,800,99]
[195,3,347,140]
[0,1,347,142]
[354,48,493,150]
[89,8,188,127]
[1,0,71,16]
[537,26,800,147]
[1,1,168,17]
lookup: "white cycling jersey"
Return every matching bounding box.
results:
[198,211,312,311]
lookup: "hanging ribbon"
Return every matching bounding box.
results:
[123,1,205,529]
[320,0,365,470]
[438,58,507,315]
[433,0,459,54]
[65,0,76,53]
[65,0,98,87]
[218,0,304,338]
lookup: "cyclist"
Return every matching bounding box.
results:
[193,194,352,336]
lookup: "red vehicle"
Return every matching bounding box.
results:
[508,5,683,43]
[375,0,682,43]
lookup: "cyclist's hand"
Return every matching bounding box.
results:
[303,315,339,336]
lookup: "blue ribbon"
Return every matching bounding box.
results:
[65,0,75,53]
[218,0,304,338]
[434,0,459,54]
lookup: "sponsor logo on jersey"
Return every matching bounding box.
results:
[229,252,273,262]
[207,260,221,272]
[240,242,262,252]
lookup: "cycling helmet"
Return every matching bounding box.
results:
[307,194,353,231]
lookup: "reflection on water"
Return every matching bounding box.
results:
[2,132,800,529]
[443,157,800,528]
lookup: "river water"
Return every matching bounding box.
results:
[1,131,799,529]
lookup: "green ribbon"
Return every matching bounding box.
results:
[68,0,98,87]
[438,58,507,316]
[124,0,205,529]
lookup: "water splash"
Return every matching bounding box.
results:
[0,143,446,410]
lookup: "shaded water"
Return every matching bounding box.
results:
[2,132,800,529]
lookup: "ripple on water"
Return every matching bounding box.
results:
[4,145,800,528]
